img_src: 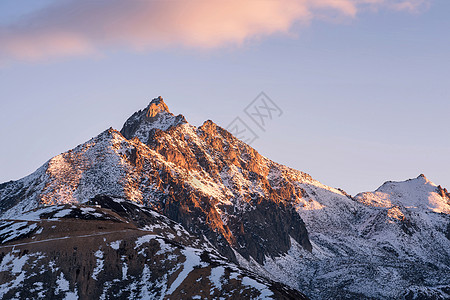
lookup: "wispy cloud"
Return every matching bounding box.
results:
[0,0,430,62]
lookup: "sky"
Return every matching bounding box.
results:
[0,0,449,195]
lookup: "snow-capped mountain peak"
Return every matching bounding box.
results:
[355,174,450,213]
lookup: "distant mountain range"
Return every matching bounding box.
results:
[1,97,449,299]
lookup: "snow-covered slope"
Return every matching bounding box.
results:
[0,128,155,217]
[356,174,450,214]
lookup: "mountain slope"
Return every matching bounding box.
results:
[0,196,307,300]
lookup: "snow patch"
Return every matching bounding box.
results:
[92,250,104,280]
[110,240,122,250]
[55,272,70,294]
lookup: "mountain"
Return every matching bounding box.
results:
[1,96,449,299]
[0,97,312,265]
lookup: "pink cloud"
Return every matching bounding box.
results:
[2,31,93,61]
[0,0,430,62]
[356,0,429,12]
[389,0,430,12]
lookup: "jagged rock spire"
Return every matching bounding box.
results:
[146,96,171,118]
[120,96,186,142]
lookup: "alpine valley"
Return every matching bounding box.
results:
[0,97,449,300]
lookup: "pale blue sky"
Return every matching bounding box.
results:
[0,0,449,195]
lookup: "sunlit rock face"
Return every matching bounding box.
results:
[1,96,449,299]
[145,96,170,118]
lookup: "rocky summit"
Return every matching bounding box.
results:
[1,97,449,299]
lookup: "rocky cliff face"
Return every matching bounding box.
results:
[1,97,449,299]
[120,102,312,263]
